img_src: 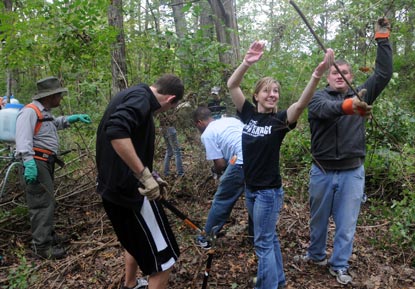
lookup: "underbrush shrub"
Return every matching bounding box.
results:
[365,147,404,200]
[390,189,415,250]
[365,97,415,251]
[7,249,37,289]
[280,123,311,201]
[367,98,415,147]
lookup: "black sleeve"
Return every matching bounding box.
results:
[105,90,151,140]
[359,38,393,105]
[237,100,255,124]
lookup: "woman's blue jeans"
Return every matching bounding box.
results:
[163,127,184,176]
[307,163,364,271]
[246,187,285,289]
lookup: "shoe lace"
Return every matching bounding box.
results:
[337,269,349,276]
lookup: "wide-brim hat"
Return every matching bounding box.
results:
[33,76,68,100]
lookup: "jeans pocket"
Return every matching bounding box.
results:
[310,164,324,177]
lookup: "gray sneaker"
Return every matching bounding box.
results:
[329,268,352,285]
[120,277,148,289]
[196,235,211,250]
[294,254,327,266]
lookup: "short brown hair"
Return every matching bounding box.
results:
[329,59,353,74]
[153,74,184,103]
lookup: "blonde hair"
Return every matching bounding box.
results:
[252,77,281,107]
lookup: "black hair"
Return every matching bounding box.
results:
[192,106,212,123]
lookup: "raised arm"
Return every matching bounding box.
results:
[227,41,265,113]
[287,48,334,124]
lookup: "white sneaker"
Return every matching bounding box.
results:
[329,268,352,285]
[121,277,148,289]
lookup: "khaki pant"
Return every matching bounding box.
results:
[25,159,56,248]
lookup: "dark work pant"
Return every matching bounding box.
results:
[25,159,56,248]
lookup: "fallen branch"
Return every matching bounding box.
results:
[357,221,390,229]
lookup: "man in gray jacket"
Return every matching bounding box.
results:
[301,17,393,285]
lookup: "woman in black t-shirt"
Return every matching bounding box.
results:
[227,41,333,289]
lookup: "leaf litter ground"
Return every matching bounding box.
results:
[0,152,414,289]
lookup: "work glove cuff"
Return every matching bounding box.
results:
[23,159,38,184]
[152,171,168,188]
[136,167,152,182]
[137,167,160,200]
[375,17,391,39]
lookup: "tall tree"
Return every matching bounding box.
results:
[108,0,128,96]
[2,0,12,97]
[199,0,214,40]
[208,0,239,66]
[171,0,186,39]
[171,0,190,84]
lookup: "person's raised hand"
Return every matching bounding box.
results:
[313,48,334,79]
[244,41,265,66]
[375,16,391,39]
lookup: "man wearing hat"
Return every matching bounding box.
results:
[15,76,91,259]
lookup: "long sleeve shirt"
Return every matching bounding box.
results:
[308,38,393,170]
[15,100,69,162]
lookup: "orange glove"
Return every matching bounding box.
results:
[342,89,372,118]
[375,17,391,39]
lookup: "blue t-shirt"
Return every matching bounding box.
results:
[238,100,295,190]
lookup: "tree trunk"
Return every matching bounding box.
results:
[2,0,13,97]
[171,0,197,85]
[108,0,128,97]
[199,0,214,40]
[171,0,186,39]
[208,0,240,66]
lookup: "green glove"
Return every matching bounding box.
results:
[67,114,91,124]
[24,159,38,184]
